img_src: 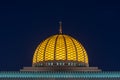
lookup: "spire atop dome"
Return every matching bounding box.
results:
[59,21,62,34]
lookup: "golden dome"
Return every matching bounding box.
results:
[32,34,89,67]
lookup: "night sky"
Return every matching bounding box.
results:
[0,0,120,71]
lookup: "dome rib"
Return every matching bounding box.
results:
[63,35,68,60]
[81,45,87,64]
[36,43,42,63]
[82,46,86,65]
[43,37,52,61]
[69,36,78,61]
[77,41,86,64]
[54,35,59,60]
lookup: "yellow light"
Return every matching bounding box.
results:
[32,34,89,65]
[55,35,66,60]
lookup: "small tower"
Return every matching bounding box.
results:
[59,21,62,34]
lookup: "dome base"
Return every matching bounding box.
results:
[20,66,101,72]
[32,60,89,67]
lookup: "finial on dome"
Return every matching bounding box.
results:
[59,21,62,34]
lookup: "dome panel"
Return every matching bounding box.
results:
[64,35,76,61]
[71,37,88,64]
[33,37,50,63]
[45,35,57,61]
[55,35,66,60]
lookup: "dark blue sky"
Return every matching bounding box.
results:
[0,0,120,71]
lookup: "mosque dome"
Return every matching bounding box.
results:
[32,22,89,67]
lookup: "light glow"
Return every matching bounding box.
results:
[33,34,89,65]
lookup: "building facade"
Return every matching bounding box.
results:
[0,22,120,80]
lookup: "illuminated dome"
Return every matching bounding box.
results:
[32,22,89,67]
